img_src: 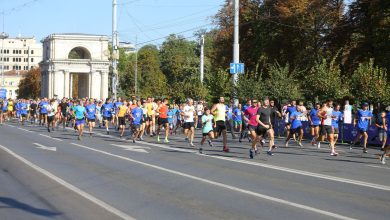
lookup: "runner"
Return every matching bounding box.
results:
[240,99,252,143]
[380,110,390,164]
[244,99,259,159]
[182,98,196,147]
[46,99,56,132]
[256,98,276,156]
[29,100,38,124]
[350,102,373,153]
[130,100,143,143]
[7,98,14,119]
[308,103,321,146]
[211,97,229,152]
[39,98,48,126]
[1,98,8,123]
[0,98,4,125]
[318,99,338,156]
[233,103,242,134]
[375,110,387,151]
[226,101,237,139]
[96,100,103,128]
[156,98,170,143]
[74,99,87,140]
[102,98,114,135]
[145,97,155,137]
[199,107,214,154]
[114,97,123,131]
[196,100,204,129]
[332,104,343,146]
[283,100,297,141]
[59,98,68,130]
[19,99,28,126]
[285,105,304,147]
[269,100,282,138]
[86,99,97,137]
[116,100,128,138]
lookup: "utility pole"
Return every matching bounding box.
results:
[200,34,204,84]
[112,0,119,99]
[134,36,138,96]
[232,0,239,89]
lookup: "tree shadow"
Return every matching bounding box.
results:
[0,197,62,217]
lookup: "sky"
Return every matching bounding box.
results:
[0,0,226,46]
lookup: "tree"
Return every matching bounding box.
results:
[351,59,389,104]
[17,68,41,99]
[264,62,302,101]
[304,57,350,102]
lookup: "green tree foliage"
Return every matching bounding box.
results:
[305,57,350,101]
[264,63,302,101]
[17,68,41,99]
[351,59,389,104]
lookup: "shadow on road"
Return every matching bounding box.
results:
[0,197,62,217]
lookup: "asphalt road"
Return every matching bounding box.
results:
[0,120,389,220]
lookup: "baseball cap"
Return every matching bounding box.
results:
[362,102,369,106]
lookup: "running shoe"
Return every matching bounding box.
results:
[317,142,321,149]
[223,146,230,152]
[208,140,213,147]
[185,137,189,142]
[272,145,278,149]
[78,136,82,141]
[266,151,273,156]
[363,148,368,153]
[190,143,195,148]
[285,141,289,147]
[107,131,109,135]
[157,136,160,142]
[165,138,169,143]
[140,137,144,141]
[298,142,303,147]
[380,155,386,164]
[330,152,338,156]
[199,147,203,154]
[249,149,254,159]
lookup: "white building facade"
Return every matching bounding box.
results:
[40,34,110,99]
[0,36,42,73]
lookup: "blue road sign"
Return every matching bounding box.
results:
[0,88,6,99]
[230,63,245,74]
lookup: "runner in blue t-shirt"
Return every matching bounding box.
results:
[351,102,373,153]
[102,98,114,134]
[233,104,242,133]
[308,103,321,145]
[285,105,303,147]
[332,104,343,145]
[130,101,143,143]
[86,99,97,137]
[39,98,49,126]
[19,99,28,125]
[74,100,86,140]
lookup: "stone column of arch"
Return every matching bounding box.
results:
[64,70,70,98]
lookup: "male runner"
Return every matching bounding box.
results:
[256,98,276,156]
[200,107,214,154]
[308,103,321,146]
[211,97,229,152]
[74,100,87,140]
[182,98,196,147]
[285,105,304,147]
[117,100,128,138]
[350,102,373,153]
[102,98,114,135]
[244,99,259,158]
[86,99,97,137]
[318,99,338,156]
[156,98,170,143]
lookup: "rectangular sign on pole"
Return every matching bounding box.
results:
[230,63,245,74]
[0,89,6,99]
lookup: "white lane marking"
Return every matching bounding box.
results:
[38,133,63,142]
[18,127,33,133]
[199,154,390,192]
[0,144,135,220]
[366,165,390,170]
[132,140,390,192]
[70,142,357,220]
[5,124,15,127]
[138,141,196,153]
[111,144,149,153]
[12,126,390,192]
[33,143,57,152]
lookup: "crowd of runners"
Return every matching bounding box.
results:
[0,96,389,164]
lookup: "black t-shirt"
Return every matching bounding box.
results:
[257,106,272,125]
[59,102,68,113]
[30,103,37,111]
[270,106,279,124]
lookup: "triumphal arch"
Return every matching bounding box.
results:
[40,34,110,99]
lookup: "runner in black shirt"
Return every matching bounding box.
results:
[256,98,276,156]
[29,100,38,124]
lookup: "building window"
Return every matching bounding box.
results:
[31,50,34,54]
[30,66,33,69]
[31,58,34,62]
[24,50,27,54]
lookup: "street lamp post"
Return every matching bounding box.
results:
[0,31,9,88]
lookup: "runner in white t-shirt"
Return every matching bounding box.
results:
[181,98,196,147]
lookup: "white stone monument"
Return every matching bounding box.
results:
[40,34,110,99]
